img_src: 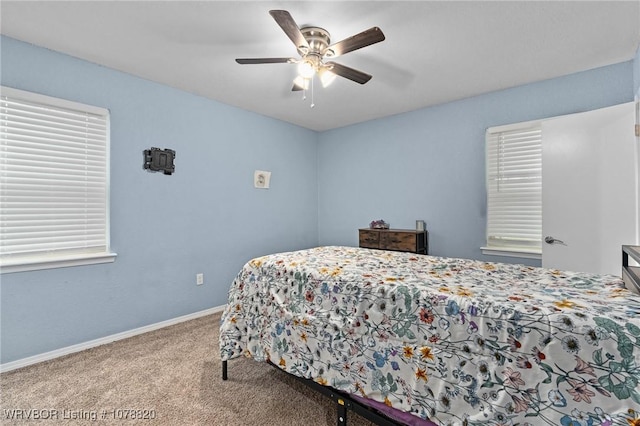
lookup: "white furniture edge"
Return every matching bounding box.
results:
[0,304,226,373]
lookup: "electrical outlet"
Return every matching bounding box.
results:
[196,273,204,285]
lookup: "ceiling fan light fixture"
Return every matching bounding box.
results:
[319,68,337,88]
[293,75,310,90]
[298,60,316,79]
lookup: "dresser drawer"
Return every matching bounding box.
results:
[359,230,380,249]
[381,232,417,252]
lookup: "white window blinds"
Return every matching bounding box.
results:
[0,86,113,271]
[485,123,542,254]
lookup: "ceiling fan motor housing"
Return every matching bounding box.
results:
[300,27,333,57]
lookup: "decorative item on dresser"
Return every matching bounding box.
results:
[622,245,640,294]
[359,228,428,254]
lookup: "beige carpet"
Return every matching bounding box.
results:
[0,312,378,425]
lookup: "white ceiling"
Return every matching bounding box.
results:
[2,1,639,131]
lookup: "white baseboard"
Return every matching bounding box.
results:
[0,305,226,373]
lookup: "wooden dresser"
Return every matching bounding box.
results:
[359,228,428,254]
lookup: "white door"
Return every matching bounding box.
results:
[542,102,637,275]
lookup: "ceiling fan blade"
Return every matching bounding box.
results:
[269,10,310,53]
[324,62,372,85]
[236,58,295,64]
[324,27,385,58]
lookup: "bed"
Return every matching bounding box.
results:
[219,246,640,425]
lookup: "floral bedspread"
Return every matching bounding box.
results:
[219,246,640,425]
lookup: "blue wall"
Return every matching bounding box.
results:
[1,35,637,365]
[0,37,319,363]
[317,61,634,264]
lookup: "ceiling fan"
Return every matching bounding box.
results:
[236,10,385,93]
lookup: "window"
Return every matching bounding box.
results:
[483,122,542,258]
[0,86,116,273]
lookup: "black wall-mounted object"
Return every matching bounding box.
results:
[143,147,175,175]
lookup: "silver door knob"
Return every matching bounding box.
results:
[544,236,566,245]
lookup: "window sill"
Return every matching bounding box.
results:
[1,252,117,274]
[481,247,541,260]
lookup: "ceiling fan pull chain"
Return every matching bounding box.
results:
[310,76,315,108]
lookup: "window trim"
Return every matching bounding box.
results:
[1,252,117,274]
[480,246,542,260]
[0,86,116,274]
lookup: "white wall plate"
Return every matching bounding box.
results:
[254,170,271,189]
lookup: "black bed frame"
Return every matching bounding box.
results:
[222,360,400,426]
